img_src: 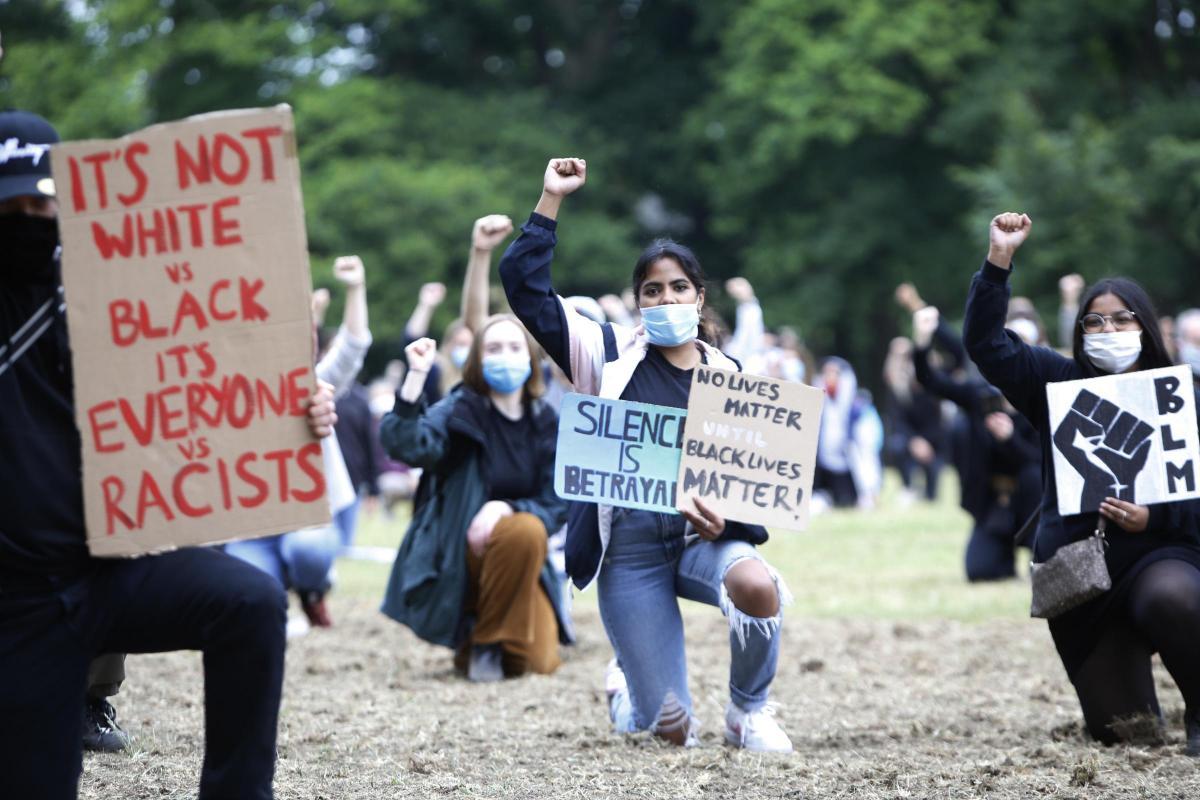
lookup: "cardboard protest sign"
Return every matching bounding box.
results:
[677,366,824,530]
[554,393,686,514]
[51,105,329,557]
[1047,365,1200,516]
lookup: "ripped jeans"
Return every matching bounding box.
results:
[597,508,786,733]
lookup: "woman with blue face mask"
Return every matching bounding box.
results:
[964,212,1200,755]
[379,315,570,683]
[498,158,794,752]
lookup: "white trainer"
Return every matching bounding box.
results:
[724,702,793,753]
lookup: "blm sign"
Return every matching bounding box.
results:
[1047,365,1200,516]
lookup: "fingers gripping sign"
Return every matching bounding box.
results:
[681,495,726,541]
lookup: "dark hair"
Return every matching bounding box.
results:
[461,314,545,402]
[631,239,717,344]
[1072,277,1172,376]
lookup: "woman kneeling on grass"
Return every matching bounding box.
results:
[498,157,793,752]
[380,315,570,681]
[964,212,1200,755]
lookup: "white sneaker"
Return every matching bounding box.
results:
[724,702,793,753]
[604,658,627,698]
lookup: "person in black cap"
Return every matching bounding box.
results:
[0,109,338,799]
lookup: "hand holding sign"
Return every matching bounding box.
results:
[681,495,725,541]
[1099,496,1149,533]
[307,380,337,438]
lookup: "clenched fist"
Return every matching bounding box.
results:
[543,157,587,197]
[332,255,366,287]
[472,214,514,252]
[405,337,438,375]
[987,212,1032,269]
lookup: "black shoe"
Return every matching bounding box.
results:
[82,697,130,753]
[1187,708,1200,758]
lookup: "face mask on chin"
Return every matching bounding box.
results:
[640,303,700,347]
[0,214,60,286]
[1083,330,1143,374]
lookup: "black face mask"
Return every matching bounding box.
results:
[0,213,61,286]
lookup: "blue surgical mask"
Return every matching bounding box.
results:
[450,345,470,369]
[640,303,700,346]
[482,353,532,395]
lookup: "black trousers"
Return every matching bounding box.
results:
[0,548,287,800]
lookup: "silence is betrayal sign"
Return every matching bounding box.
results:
[554,393,686,514]
[1047,365,1200,516]
[51,105,329,557]
[677,366,824,530]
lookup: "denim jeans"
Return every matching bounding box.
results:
[225,526,339,594]
[597,507,786,733]
[334,496,361,551]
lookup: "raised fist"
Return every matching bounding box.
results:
[543,157,587,197]
[988,212,1032,263]
[310,287,331,324]
[912,306,940,348]
[472,214,514,252]
[1059,273,1085,303]
[332,255,366,287]
[405,337,438,375]
[1053,388,1153,511]
[895,282,924,313]
[725,277,755,303]
[418,282,446,307]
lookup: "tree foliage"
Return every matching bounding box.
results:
[2,0,1197,382]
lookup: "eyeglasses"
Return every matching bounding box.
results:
[1079,310,1138,334]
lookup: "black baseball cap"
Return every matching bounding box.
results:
[0,110,59,203]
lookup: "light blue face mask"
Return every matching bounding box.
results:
[640,303,700,347]
[481,353,532,394]
[450,345,470,369]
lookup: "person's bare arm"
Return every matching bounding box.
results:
[462,214,514,334]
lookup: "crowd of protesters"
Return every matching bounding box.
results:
[4,106,1200,800]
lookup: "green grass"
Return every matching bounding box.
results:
[336,472,1032,622]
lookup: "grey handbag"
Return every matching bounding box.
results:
[1029,520,1111,619]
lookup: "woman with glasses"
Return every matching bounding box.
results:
[964,212,1200,755]
[498,158,793,752]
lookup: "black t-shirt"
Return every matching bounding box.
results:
[480,403,540,502]
[619,346,703,410]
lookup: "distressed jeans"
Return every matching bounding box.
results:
[597,508,787,733]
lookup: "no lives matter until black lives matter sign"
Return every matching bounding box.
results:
[1047,365,1200,516]
[677,366,824,531]
[52,105,329,557]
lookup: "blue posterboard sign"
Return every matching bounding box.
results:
[554,393,686,513]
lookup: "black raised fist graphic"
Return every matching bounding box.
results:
[1053,388,1153,511]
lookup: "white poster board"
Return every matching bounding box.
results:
[1046,365,1200,516]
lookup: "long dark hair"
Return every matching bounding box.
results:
[1072,277,1172,376]
[631,239,717,344]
